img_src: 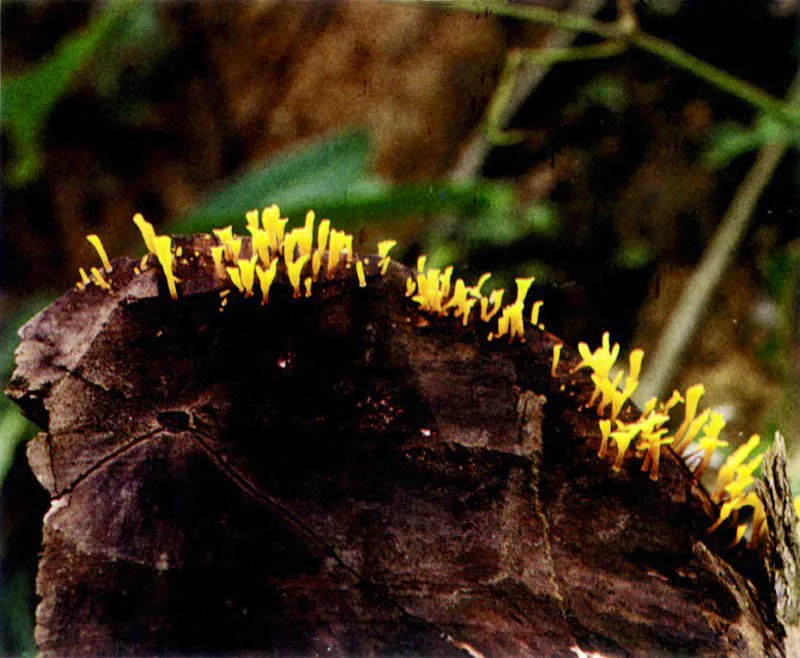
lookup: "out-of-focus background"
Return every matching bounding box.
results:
[1,0,799,653]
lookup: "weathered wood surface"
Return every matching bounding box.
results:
[6,236,791,656]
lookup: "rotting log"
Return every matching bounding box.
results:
[6,235,800,657]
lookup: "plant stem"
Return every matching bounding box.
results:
[435,0,800,132]
[636,69,800,403]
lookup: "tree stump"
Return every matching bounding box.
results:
[7,235,799,656]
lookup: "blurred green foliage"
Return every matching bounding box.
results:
[758,244,800,460]
[705,115,800,169]
[172,130,514,238]
[0,1,140,186]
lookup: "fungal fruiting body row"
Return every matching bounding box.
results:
[404,259,544,339]
[78,206,547,343]
[77,205,778,550]
[554,332,767,549]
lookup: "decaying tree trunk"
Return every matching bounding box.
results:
[7,236,800,657]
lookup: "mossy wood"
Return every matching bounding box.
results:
[6,235,796,656]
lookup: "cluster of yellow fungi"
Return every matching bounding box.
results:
[76,204,783,551]
[403,258,544,339]
[553,332,768,549]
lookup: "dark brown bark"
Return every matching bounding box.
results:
[6,236,796,656]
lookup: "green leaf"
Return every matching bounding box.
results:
[294,180,514,230]
[170,128,515,236]
[0,400,36,492]
[170,130,374,233]
[1,0,136,186]
[0,296,52,489]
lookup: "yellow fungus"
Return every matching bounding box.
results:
[595,371,623,416]
[237,256,258,297]
[712,434,761,503]
[133,213,157,253]
[228,237,242,262]
[530,300,544,326]
[507,303,526,341]
[377,240,397,275]
[90,267,112,291]
[287,254,310,298]
[250,228,270,265]
[416,255,427,273]
[598,419,612,458]
[425,269,442,312]
[406,277,417,297]
[304,276,313,298]
[377,240,397,259]
[661,390,683,413]
[284,230,300,265]
[470,272,492,298]
[694,412,728,479]
[671,384,705,453]
[211,246,227,279]
[673,409,711,456]
[514,277,535,305]
[328,230,347,274]
[628,349,645,382]
[276,218,289,246]
[444,280,469,315]
[460,299,477,326]
[133,267,141,276]
[609,422,639,471]
[356,260,367,288]
[212,227,241,263]
[343,234,354,264]
[299,211,315,255]
[724,471,759,499]
[213,226,233,249]
[641,397,658,417]
[140,254,149,270]
[317,219,331,254]
[312,250,322,281]
[440,267,454,299]
[79,267,91,286]
[226,267,244,294]
[255,259,278,305]
[152,235,179,300]
[481,289,504,322]
[176,246,183,258]
[261,204,280,231]
[748,497,768,549]
[572,332,620,380]
[551,344,563,377]
[260,205,282,253]
[246,209,260,232]
[86,234,112,272]
[708,491,764,538]
[639,427,671,481]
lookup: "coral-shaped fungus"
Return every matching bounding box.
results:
[563,328,771,547]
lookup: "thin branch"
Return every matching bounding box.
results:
[434,0,800,132]
[485,40,627,146]
[636,70,800,403]
[450,0,606,180]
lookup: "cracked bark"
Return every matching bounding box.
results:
[6,236,798,657]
